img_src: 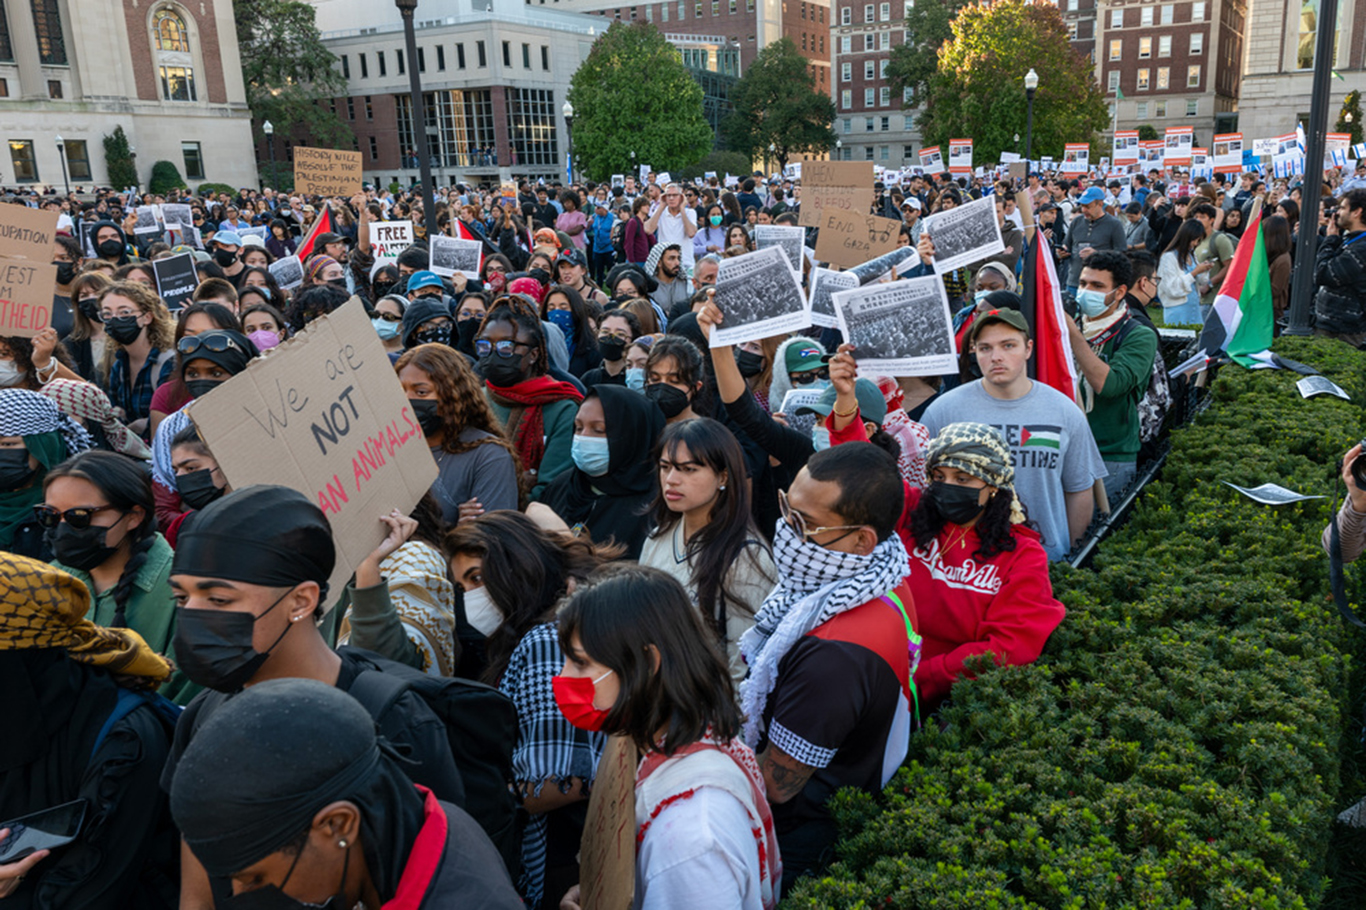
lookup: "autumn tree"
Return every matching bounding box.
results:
[723,37,836,172]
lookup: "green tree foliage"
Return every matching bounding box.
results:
[886,0,968,112]
[567,23,713,180]
[148,161,187,195]
[722,37,835,172]
[103,126,137,190]
[234,0,354,150]
[1337,89,1364,147]
[678,150,753,183]
[915,0,1109,165]
[1137,123,1160,141]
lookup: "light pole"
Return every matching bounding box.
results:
[1023,69,1039,166]
[262,120,275,192]
[835,138,842,161]
[562,99,574,185]
[396,0,438,239]
[54,135,69,196]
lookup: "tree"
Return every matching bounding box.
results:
[722,37,836,172]
[149,161,187,195]
[567,23,713,180]
[235,0,353,151]
[1337,90,1363,147]
[103,126,137,190]
[915,0,1109,166]
[1137,124,1160,141]
[679,150,753,183]
[886,0,969,113]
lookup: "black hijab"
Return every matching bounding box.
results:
[540,384,664,559]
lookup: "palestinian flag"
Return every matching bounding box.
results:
[1021,425,1062,449]
[1197,208,1275,368]
[296,205,335,263]
[1019,226,1078,402]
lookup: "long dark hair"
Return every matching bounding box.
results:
[1165,219,1205,270]
[646,335,708,413]
[909,482,1024,561]
[44,450,158,627]
[558,565,741,756]
[541,284,597,351]
[647,419,766,641]
[1263,214,1292,263]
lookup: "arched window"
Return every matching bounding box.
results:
[152,7,195,101]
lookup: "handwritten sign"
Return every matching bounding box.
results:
[799,161,874,227]
[815,211,900,268]
[579,735,637,910]
[371,221,414,265]
[188,298,437,604]
[0,204,58,262]
[293,146,363,197]
[0,260,56,337]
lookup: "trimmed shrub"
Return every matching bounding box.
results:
[148,160,187,195]
[786,336,1366,908]
[196,182,237,199]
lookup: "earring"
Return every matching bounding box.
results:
[338,839,348,849]
[291,615,301,623]
[719,484,726,490]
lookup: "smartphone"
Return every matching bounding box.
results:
[0,800,87,862]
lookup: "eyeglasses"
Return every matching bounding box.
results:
[791,369,831,385]
[178,334,246,357]
[777,490,865,543]
[374,311,402,323]
[33,504,122,530]
[475,338,531,359]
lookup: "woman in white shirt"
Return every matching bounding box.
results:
[1156,219,1214,325]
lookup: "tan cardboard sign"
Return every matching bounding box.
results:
[0,204,58,262]
[579,735,637,910]
[799,161,875,227]
[188,298,437,603]
[815,211,901,268]
[0,260,57,337]
[293,146,364,198]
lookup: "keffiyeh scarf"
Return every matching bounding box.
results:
[40,379,150,460]
[0,388,94,455]
[925,422,1027,525]
[739,520,909,748]
[1078,307,1130,414]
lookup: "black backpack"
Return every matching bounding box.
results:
[345,652,523,878]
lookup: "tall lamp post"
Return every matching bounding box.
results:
[396,0,438,239]
[262,120,275,191]
[54,135,69,196]
[1023,68,1039,166]
[835,138,842,161]
[562,99,575,185]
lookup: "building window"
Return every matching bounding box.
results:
[841,89,851,108]
[881,115,890,130]
[341,54,350,78]
[47,79,60,98]
[879,145,889,159]
[1190,33,1203,54]
[679,0,686,17]
[841,61,851,82]
[181,141,204,180]
[1157,66,1169,89]
[880,59,889,78]
[864,34,874,51]
[880,2,890,20]
[1159,35,1171,56]
[841,35,850,53]
[377,50,386,76]
[1160,4,1173,24]
[1186,98,1199,116]
[1155,101,1167,117]
[8,140,35,183]
[398,88,496,168]
[369,136,379,161]
[1110,8,1122,28]
[1067,20,1078,40]
[694,3,701,17]
[662,3,668,19]
[397,49,405,75]
[457,43,466,69]
[153,9,195,101]
[864,60,874,80]
[502,41,511,67]
[437,45,445,71]
[1297,0,1337,69]
[842,118,851,132]
[880,31,890,49]
[32,0,66,65]
[711,0,719,14]
[0,4,10,62]
[841,7,851,25]
[1138,37,1151,58]
[1192,1,1205,20]
[478,41,487,67]
[62,139,90,180]
[542,46,550,70]
[864,4,873,21]
[1187,64,1200,87]
[507,87,559,167]
[879,86,889,105]
[1141,6,1153,26]
[1109,39,1121,60]
[1108,70,1120,91]
[159,66,196,101]
[865,117,874,131]
[1137,67,1149,90]
[365,95,373,119]
[346,97,355,119]
[864,88,874,106]
[360,53,368,78]
[522,43,531,68]
[1136,101,1148,118]
[864,145,874,160]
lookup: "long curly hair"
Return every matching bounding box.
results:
[910,484,1025,562]
[96,280,176,379]
[393,343,521,465]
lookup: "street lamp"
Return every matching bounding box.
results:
[54,135,69,196]
[396,0,438,239]
[262,120,275,192]
[1024,68,1039,165]
[835,138,842,161]
[562,99,574,185]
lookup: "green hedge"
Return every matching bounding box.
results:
[786,336,1366,908]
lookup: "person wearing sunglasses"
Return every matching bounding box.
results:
[372,293,407,360]
[0,389,95,561]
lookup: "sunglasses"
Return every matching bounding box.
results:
[33,504,122,530]
[791,368,831,385]
[374,312,402,323]
[178,334,247,357]
[777,490,864,543]
[475,338,531,359]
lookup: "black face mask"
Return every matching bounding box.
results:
[46,521,122,572]
[177,468,226,511]
[372,281,396,299]
[598,336,627,363]
[0,448,36,492]
[213,248,238,268]
[53,262,76,285]
[326,278,348,292]
[924,481,987,526]
[77,298,102,323]
[104,316,143,345]
[645,382,690,418]
[410,398,442,436]
[736,349,766,378]
[480,355,527,388]
[97,238,124,259]
[185,378,224,400]
[219,841,352,910]
[413,324,452,348]
[172,587,296,693]
[456,317,481,348]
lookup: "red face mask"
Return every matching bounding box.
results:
[552,670,614,732]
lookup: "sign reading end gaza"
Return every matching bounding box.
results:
[188,298,437,604]
[293,146,363,197]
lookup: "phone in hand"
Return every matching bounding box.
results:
[0,801,87,863]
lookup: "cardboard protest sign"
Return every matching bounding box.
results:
[1114,130,1140,163]
[949,139,973,174]
[152,252,198,311]
[918,147,945,174]
[815,211,900,268]
[1213,133,1243,173]
[0,204,59,263]
[188,299,437,605]
[1061,143,1089,174]
[579,735,637,910]
[1163,127,1194,166]
[798,161,874,227]
[371,221,414,265]
[0,204,59,337]
[293,146,363,197]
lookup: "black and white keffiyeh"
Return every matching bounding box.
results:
[0,388,94,456]
[738,520,910,748]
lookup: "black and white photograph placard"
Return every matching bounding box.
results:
[831,275,956,375]
[753,224,805,275]
[923,195,1004,274]
[429,235,483,280]
[133,206,161,235]
[161,203,193,233]
[808,267,858,329]
[269,255,304,291]
[710,245,809,348]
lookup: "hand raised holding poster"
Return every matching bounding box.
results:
[832,276,957,375]
[922,195,1004,274]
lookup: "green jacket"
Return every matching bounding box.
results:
[486,394,579,501]
[1087,319,1158,462]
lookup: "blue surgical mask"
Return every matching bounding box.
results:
[974,289,993,305]
[571,434,611,476]
[811,426,831,452]
[372,317,400,340]
[806,378,831,394]
[625,367,645,391]
[547,309,575,336]
[1075,288,1112,318]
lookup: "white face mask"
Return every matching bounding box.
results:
[0,359,22,388]
[461,585,503,638]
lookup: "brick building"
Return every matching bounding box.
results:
[829,0,913,164]
[0,1,256,190]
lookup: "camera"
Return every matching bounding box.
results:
[1352,439,1366,489]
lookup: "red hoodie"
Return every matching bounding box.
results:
[828,411,1065,711]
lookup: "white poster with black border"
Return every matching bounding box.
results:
[831,276,956,375]
[133,206,161,235]
[1297,375,1351,400]
[162,203,193,233]
[808,267,859,328]
[710,245,809,347]
[922,195,1004,274]
[753,224,805,275]
[429,235,483,280]
[269,255,304,291]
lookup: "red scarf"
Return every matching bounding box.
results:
[487,375,584,474]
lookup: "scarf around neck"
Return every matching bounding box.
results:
[1078,307,1131,413]
[488,375,584,474]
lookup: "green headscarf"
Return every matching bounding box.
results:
[0,432,68,550]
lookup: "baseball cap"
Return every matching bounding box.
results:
[902,198,923,211]
[241,234,265,249]
[796,378,888,425]
[315,232,346,247]
[214,230,242,248]
[405,270,444,293]
[556,248,587,269]
[967,307,1030,344]
[785,343,828,373]
[1076,187,1106,205]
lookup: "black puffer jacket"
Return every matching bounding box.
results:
[1313,231,1366,335]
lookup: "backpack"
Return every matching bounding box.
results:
[1113,318,1170,443]
[91,688,183,761]
[610,219,627,259]
[345,652,523,878]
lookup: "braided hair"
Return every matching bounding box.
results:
[483,294,550,376]
[44,450,158,628]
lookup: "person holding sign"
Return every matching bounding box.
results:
[555,566,781,910]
